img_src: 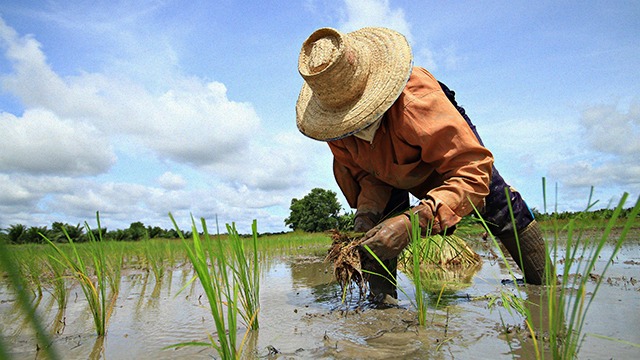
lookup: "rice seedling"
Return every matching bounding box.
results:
[399,213,481,323]
[42,213,117,337]
[45,255,69,311]
[104,240,124,296]
[226,220,260,330]
[143,236,166,284]
[408,212,428,325]
[166,214,258,359]
[0,238,60,360]
[327,209,479,325]
[543,191,640,359]
[476,181,640,360]
[18,250,45,299]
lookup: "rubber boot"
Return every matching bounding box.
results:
[499,220,553,285]
[366,257,399,307]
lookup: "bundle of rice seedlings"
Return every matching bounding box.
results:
[399,233,482,293]
[409,233,481,267]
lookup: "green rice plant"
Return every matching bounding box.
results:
[45,255,69,311]
[0,238,60,360]
[475,181,640,360]
[360,245,412,301]
[543,191,640,359]
[360,213,477,325]
[45,252,70,334]
[408,212,429,325]
[470,194,541,356]
[401,233,482,296]
[43,213,117,337]
[104,240,124,296]
[226,220,260,330]
[167,214,256,359]
[143,236,166,284]
[18,250,45,299]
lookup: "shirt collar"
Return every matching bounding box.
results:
[353,115,384,143]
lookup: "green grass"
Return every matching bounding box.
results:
[226,220,260,330]
[408,212,429,325]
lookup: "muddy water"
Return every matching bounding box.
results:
[1,241,639,359]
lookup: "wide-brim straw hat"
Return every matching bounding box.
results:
[296,27,413,141]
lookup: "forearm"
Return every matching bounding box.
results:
[410,158,493,234]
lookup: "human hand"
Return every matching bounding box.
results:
[359,214,411,261]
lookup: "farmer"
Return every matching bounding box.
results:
[295,27,552,301]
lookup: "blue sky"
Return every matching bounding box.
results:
[0,0,638,233]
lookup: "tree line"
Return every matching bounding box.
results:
[2,188,636,244]
[530,207,637,221]
[0,221,188,245]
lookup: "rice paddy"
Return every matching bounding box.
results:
[0,201,638,359]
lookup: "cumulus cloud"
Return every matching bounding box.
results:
[580,101,640,155]
[0,19,261,169]
[548,100,640,200]
[157,171,187,190]
[0,110,116,176]
[0,15,316,232]
[336,0,463,72]
[210,131,314,191]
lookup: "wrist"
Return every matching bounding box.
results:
[406,201,441,235]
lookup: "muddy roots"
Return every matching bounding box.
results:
[325,231,370,298]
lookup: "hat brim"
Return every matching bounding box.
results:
[296,27,413,141]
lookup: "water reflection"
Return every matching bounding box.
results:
[1,240,638,359]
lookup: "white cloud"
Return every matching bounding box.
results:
[0,15,315,233]
[157,171,186,190]
[337,0,466,74]
[339,0,412,42]
[0,17,261,169]
[0,109,116,176]
[580,100,640,155]
[209,131,314,191]
[542,100,640,207]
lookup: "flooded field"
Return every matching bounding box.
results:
[1,234,639,359]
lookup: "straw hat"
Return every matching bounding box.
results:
[296,27,413,141]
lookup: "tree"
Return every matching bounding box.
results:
[7,224,27,244]
[51,222,84,243]
[337,211,355,232]
[128,221,146,241]
[285,188,342,232]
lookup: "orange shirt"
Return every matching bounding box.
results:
[328,67,493,230]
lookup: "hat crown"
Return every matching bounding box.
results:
[295,27,413,141]
[307,37,336,72]
[298,28,369,109]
